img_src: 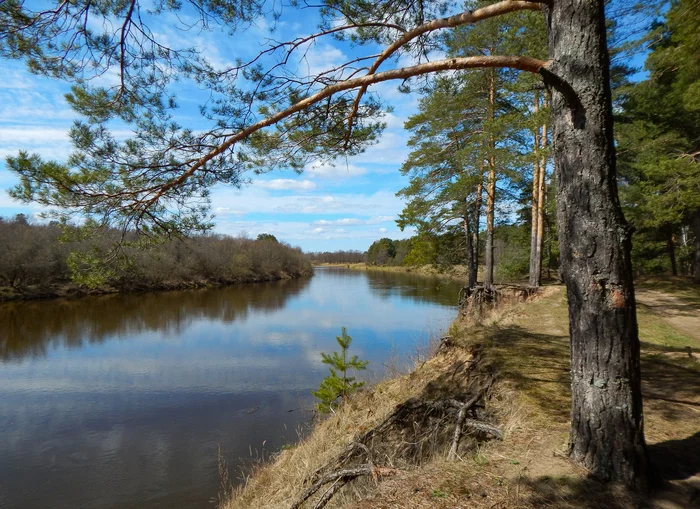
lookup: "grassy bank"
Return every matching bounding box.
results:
[219,282,699,509]
[316,262,469,283]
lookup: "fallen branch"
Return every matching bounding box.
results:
[313,478,347,509]
[290,466,372,509]
[290,465,399,509]
[447,392,482,460]
[462,419,503,440]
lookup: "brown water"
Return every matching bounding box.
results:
[0,267,461,509]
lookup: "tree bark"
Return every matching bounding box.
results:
[666,227,677,276]
[534,103,548,285]
[464,203,477,288]
[692,209,700,283]
[546,0,649,489]
[484,70,496,288]
[529,92,542,287]
[474,178,483,285]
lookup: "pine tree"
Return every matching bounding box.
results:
[616,0,700,280]
[397,3,546,286]
[312,327,368,413]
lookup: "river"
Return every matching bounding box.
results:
[0,267,461,509]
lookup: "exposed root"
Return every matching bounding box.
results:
[290,466,376,509]
[459,284,539,319]
[291,370,500,508]
[447,389,490,460]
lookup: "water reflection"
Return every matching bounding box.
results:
[0,277,311,361]
[0,268,460,509]
[362,268,460,306]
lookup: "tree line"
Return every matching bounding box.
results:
[306,250,366,264]
[387,0,698,286]
[0,215,311,298]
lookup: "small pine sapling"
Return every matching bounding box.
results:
[312,327,369,413]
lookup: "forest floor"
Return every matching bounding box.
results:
[221,279,700,509]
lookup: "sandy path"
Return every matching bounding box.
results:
[636,288,700,344]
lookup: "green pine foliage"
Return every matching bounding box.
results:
[395,1,549,280]
[616,0,700,277]
[312,327,368,413]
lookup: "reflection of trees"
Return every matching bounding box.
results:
[0,277,311,361]
[322,267,461,306]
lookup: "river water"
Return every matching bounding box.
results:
[0,267,461,509]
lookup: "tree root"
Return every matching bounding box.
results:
[459,283,538,318]
[292,377,501,508]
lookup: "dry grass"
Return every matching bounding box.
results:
[220,283,700,509]
[219,341,478,509]
[323,263,470,283]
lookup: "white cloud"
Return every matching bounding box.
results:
[214,206,245,216]
[356,131,411,164]
[298,43,347,77]
[0,127,70,144]
[253,178,317,191]
[312,216,393,226]
[210,185,406,217]
[0,126,133,162]
[304,160,367,178]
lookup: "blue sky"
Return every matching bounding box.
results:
[0,2,655,252]
[0,5,429,252]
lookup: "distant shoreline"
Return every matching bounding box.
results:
[314,262,469,282]
[0,271,313,303]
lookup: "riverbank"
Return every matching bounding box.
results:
[219,282,700,509]
[315,262,469,283]
[0,269,313,302]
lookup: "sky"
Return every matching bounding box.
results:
[0,1,655,253]
[0,4,431,252]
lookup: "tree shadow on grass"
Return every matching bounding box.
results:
[649,431,700,483]
[483,324,699,425]
[637,299,700,318]
[485,325,572,421]
[521,475,651,509]
[647,431,700,508]
[489,324,700,506]
[517,434,700,509]
[641,353,700,423]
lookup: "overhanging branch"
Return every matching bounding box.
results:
[343,0,547,148]
[144,55,550,210]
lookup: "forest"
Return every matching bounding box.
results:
[350,0,699,287]
[0,215,311,298]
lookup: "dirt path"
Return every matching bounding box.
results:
[636,288,700,345]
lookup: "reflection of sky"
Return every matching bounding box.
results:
[0,268,460,509]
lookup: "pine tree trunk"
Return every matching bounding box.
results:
[484,71,496,288]
[666,227,677,276]
[692,209,700,283]
[464,204,477,288]
[534,110,548,285]
[474,178,483,285]
[546,0,648,489]
[529,92,542,287]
